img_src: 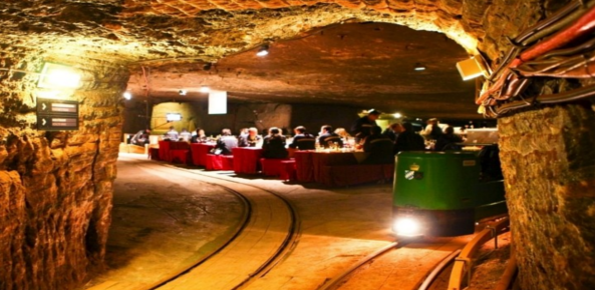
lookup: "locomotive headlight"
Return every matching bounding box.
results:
[393,217,422,237]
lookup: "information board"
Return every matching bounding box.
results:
[36,99,79,131]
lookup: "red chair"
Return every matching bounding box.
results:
[260,158,290,177]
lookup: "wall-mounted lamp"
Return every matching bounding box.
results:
[178,89,187,96]
[414,63,426,71]
[456,56,488,80]
[37,62,81,89]
[123,91,132,100]
[256,45,269,57]
[200,85,210,93]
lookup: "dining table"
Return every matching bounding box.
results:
[190,143,216,167]
[232,147,263,174]
[294,150,369,184]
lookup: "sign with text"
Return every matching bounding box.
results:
[36,98,79,131]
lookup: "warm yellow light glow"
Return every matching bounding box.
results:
[200,85,210,93]
[123,92,132,100]
[393,113,402,119]
[456,56,487,81]
[393,217,422,237]
[37,63,81,89]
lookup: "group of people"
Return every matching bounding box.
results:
[135,108,464,165]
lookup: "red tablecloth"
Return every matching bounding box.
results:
[260,158,290,177]
[280,160,297,181]
[310,151,367,184]
[294,151,314,182]
[191,143,216,167]
[233,147,263,174]
[148,147,160,160]
[205,154,234,171]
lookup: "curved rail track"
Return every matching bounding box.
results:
[89,155,301,290]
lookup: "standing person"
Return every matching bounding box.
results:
[350,109,382,143]
[421,118,443,141]
[213,128,238,155]
[394,122,425,154]
[434,126,464,151]
[163,126,179,141]
[238,127,262,147]
[288,126,316,150]
[262,127,288,159]
[363,126,395,164]
[318,125,343,148]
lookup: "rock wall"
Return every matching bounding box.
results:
[0,45,128,289]
[498,104,595,290]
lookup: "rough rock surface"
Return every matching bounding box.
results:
[498,104,595,290]
[0,43,128,289]
[2,0,595,289]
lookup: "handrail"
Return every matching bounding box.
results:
[447,218,510,290]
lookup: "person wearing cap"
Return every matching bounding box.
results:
[350,109,382,143]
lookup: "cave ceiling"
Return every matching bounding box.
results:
[0,0,527,119]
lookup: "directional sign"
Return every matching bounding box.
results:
[37,115,79,131]
[36,98,79,131]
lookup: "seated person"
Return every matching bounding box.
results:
[130,129,150,146]
[238,127,262,147]
[334,127,351,142]
[262,127,288,159]
[363,126,395,164]
[288,126,316,150]
[318,125,343,148]
[394,122,425,154]
[190,128,208,143]
[434,126,463,151]
[213,128,238,155]
[179,128,192,142]
[163,126,179,141]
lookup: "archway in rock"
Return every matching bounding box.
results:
[2,1,594,290]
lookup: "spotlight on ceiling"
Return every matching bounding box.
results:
[256,45,269,57]
[200,85,210,93]
[414,63,426,71]
[37,62,81,89]
[393,113,402,119]
[123,91,132,100]
[179,89,187,96]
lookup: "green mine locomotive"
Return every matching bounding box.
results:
[392,146,507,237]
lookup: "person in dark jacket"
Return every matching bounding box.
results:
[350,109,381,143]
[434,126,463,151]
[394,122,425,154]
[318,125,343,148]
[288,126,316,150]
[363,126,395,164]
[262,127,288,159]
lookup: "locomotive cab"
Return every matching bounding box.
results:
[392,146,506,237]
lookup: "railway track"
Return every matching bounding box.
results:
[89,155,301,290]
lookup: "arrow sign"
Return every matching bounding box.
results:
[42,118,47,126]
[42,103,47,111]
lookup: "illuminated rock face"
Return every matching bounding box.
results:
[498,105,595,290]
[1,1,594,290]
[0,44,128,290]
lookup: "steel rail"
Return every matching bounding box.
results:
[161,162,302,290]
[416,249,462,290]
[495,254,518,290]
[317,241,401,290]
[447,218,510,290]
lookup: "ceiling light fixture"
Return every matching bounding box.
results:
[393,113,402,119]
[414,63,426,71]
[256,45,269,57]
[200,85,210,93]
[456,55,488,80]
[178,89,187,96]
[37,62,82,89]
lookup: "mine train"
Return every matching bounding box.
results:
[392,145,507,237]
